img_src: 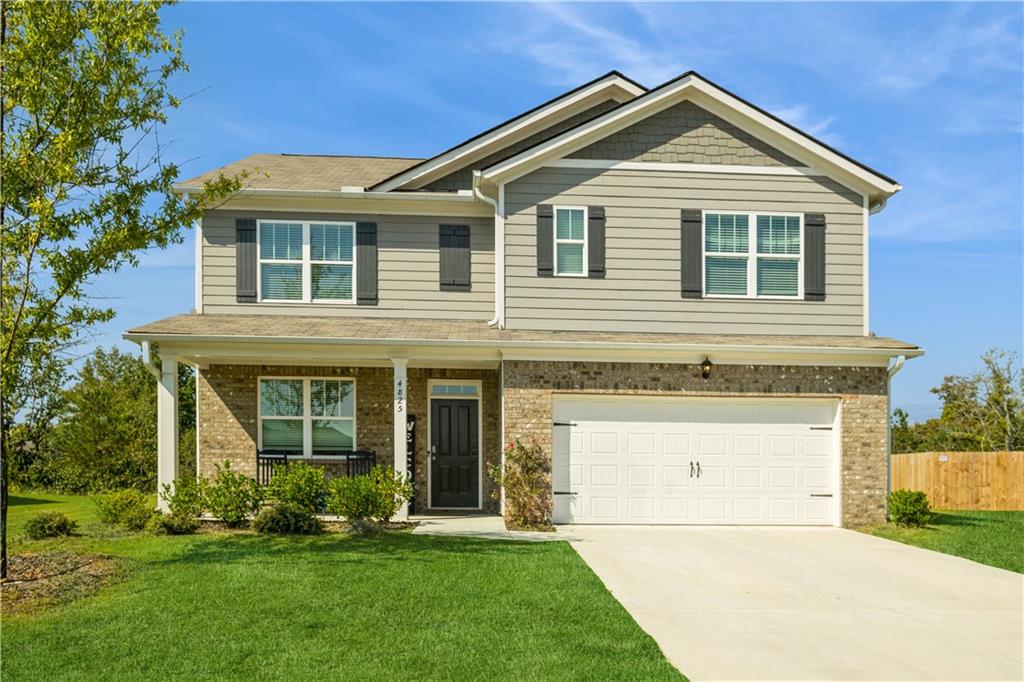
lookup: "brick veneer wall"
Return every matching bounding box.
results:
[501,360,889,528]
[569,100,800,167]
[197,364,501,514]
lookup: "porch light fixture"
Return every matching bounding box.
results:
[700,357,713,380]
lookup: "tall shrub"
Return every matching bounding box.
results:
[206,461,262,528]
[488,440,552,531]
[266,461,325,512]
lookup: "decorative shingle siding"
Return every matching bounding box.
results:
[501,360,889,528]
[569,100,800,166]
[197,364,501,514]
[423,99,622,191]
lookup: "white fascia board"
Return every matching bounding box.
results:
[172,186,475,201]
[123,331,923,364]
[482,74,901,198]
[373,75,645,193]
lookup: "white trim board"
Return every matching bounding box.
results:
[546,158,825,177]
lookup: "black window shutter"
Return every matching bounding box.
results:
[680,209,703,298]
[440,224,471,291]
[356,222,378,305]
[536,204,553,277]
[804,213,826,301]
[587,206,606,278]
[235,218,257,303]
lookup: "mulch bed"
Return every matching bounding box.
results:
[1,552,127,615]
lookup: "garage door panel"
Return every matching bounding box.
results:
[553,397,838,526]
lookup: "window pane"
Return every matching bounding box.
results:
[311,224,353,262]
[311,264,353,300]
[556,243,584,274]
[313,420,354,451]
[311,379,354,418]
[757,258,799,296]
[555,208,584,240]
[262,419,303,450]
[757,215,800,255]
[705,256,748,295]
[260,379,303,416]
[260,223,302,260]
[261,264,302,300]
[705,214,749,253]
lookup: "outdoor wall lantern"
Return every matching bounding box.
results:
[700,357,713,380]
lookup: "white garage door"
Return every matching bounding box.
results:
[552,397,839,525]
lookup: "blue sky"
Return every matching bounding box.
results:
[89,1,1023,420]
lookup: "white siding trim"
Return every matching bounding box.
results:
[497,183,506,329]
[547,158,825,177]
[862,195,870,336]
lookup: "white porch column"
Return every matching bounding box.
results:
[392,359,409,521]
[156,354,179,511]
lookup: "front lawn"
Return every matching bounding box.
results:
[865,510,1024,574]
[2,494,682,681]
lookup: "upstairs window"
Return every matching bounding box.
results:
[258,221,355,303]
[554,207,587,276]
[704,212,802,298]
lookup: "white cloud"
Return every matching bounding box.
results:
[768,104,840,146]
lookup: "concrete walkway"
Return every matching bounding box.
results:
[568,526,1023,682]
[410,514,560,542]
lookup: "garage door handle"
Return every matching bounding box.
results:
[810,494,833,498]
[553,491,577,496]
[696,462,702,478]
[690,462,695,478]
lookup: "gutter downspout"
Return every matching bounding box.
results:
[473,171,504,328]
[885,354,907,514]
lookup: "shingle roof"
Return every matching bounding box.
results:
[126,314,921,354]
[177,154,424,192]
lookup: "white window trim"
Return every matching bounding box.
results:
[553,205,588,277]
[256,220,357,304]
[702,210,804,299]
[257,376,357,458]
[426,378,483,511]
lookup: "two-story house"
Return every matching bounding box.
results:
[126,71,921,527]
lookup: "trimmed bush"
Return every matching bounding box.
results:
[95,489,153,530]
[326,466,413,529]
[24,511,78,540]
[487,440,552,531]
[160,477,207,519]
[266,461,325,512]
[146,512,201,535]
[252,504,323,535]
[888,489,933,527]
[206,460,262,528]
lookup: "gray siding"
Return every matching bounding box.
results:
[503,166,865,335]
[202,209,493,319]
[570,100,800,167]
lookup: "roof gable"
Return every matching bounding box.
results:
[481,72,900,202]
[370,71,646,192]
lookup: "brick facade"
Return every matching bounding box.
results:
[569,100,800,167]
[501,360,889,528]
[197,364,500,514]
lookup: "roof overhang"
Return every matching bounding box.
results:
[370,71,646,192]
[125,330,923,370]
[480,72,901,206]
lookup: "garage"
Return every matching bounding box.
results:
[552,396,840,525]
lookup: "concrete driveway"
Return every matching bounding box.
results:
[566,526,1023,681]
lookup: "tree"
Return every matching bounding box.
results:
[1,1,242,577]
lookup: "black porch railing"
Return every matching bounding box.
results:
[255,449,377,486]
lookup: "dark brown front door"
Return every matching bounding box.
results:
[430,398,479,508]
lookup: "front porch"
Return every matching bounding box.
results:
[148,344,501,518]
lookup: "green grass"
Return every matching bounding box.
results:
[865,510,1024,573]
[3,494,682,681]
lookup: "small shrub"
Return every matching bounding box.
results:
[888,489,933,527]
[325,466,412,528]
[266,461,326,512]
[252,504,323,535]
[160,477,207,519]
[146,512,201,535]
[488,440,552,531]
[205,460,263,528]
[95,489,153,531]
[23,511,78,540]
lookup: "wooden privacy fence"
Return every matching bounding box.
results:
[891,451,1024,511]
